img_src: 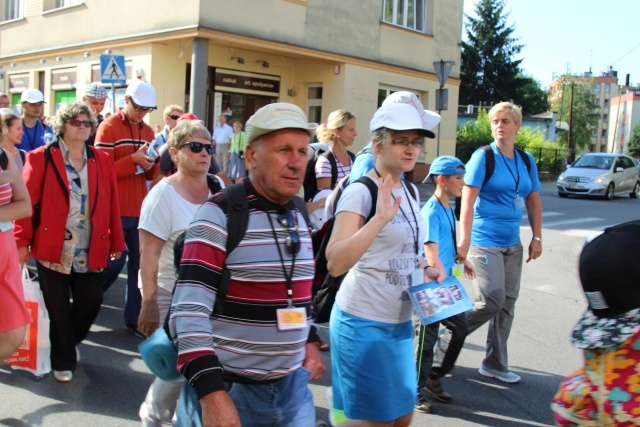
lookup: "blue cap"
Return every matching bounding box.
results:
[423,155,465,183]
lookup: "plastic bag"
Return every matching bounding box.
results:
[5,267,51,376]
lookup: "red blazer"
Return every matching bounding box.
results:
[14,143,126,270]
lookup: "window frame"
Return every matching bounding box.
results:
[1,0,24,23]
[382,0,427,33]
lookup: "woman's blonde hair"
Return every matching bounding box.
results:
[168,120,211,149]
[488,102,522,126]
[315,109,355,143]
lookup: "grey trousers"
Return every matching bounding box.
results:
[466,244,523,372]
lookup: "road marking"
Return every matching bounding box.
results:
[542,217,603,228]
[562,223,621,238]
[542,211,563,218]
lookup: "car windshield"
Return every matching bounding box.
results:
[572,155,615,170]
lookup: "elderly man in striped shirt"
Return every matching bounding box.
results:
[170,103,326,427]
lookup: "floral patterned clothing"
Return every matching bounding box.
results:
[39,138,92,274]
[551,326,640,426]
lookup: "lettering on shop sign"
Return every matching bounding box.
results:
[215,71,280,94]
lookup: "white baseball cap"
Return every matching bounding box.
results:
[21,89,45,104]
[245,103,317,144]
[125,80,156,109]
[369,103,436,138]
[377,91,440,137]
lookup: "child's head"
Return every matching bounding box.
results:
[572,220,640,349]
[425,155,466,197]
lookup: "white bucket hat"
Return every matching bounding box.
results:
[376,91,440,137]
[125,80,156,109]
[370,103,437,138]
[245,103,317,144]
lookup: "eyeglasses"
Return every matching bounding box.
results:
[179,141,214,155]
[391,137,425,148]
[68,120,92,128]
[277,209,300,256]
[168,114,181,120]
[129,98,155,113]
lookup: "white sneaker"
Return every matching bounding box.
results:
[478,366,521,383]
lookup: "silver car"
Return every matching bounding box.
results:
[557,153,640,200]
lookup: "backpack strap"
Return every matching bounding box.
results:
[215,183,249,314]
[325,151,339,191]
[481,145,495,187]
[515,147,532,172]
[355,176,379,222]
[290,195,313,237]
[0,149,7,170]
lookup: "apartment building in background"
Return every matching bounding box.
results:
[0,0,463,181]
[608,90,640,155]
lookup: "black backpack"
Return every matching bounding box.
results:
[312,176,417,323]
[453,145,532,220]
[0,148,26,170]
[303,148,355,202]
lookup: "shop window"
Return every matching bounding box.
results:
[2,0,24,21]
[54,90,76,113]
[382,0,427,32]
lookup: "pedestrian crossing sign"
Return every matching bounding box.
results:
[100,55,126,84]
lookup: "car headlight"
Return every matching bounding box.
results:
[558,175,566,182]
[593,176,607,184]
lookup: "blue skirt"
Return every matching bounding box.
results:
[329,304,416,421]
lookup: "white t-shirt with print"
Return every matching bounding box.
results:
[334,178,424,324]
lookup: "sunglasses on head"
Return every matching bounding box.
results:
[277,209,300,256]
[168,114,181,120]
[179,141,214,155]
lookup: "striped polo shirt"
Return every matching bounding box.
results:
[169,179,315,398]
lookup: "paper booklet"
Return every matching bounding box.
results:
[409,274,473,325]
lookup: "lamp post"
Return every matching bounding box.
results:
[568,81,576,164]
[433,60,455,156]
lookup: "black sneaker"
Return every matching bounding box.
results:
[414,397,434,414]
[126,323,146,339]
[423,379,453,403]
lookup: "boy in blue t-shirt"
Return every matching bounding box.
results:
[415,156,475,413]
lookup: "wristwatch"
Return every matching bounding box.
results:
[532,237,543,243]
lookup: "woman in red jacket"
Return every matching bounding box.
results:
[15,102,125,383]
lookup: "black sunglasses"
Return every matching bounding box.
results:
[179,141,214,155]
[168,114,181,120]
[277,209,300,256]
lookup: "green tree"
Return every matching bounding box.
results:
[550,75,599,154]
[460,0,548,115]
[628,123,640,158]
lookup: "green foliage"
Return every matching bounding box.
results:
[628,123,640,158]
[550,75,599,151]
[456,109,569,172]
[460,0,548,115]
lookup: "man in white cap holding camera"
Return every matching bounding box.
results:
[170,102,326,426]
[18,89,52,152]
[95,79,159,338]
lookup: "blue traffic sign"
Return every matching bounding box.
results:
[100,55,126,84]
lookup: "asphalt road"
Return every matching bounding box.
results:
[1,181,638,426]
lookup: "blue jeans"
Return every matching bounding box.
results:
[176,368,316,427]
[100,216,141,326]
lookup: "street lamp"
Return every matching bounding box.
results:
[433,60,455,156]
